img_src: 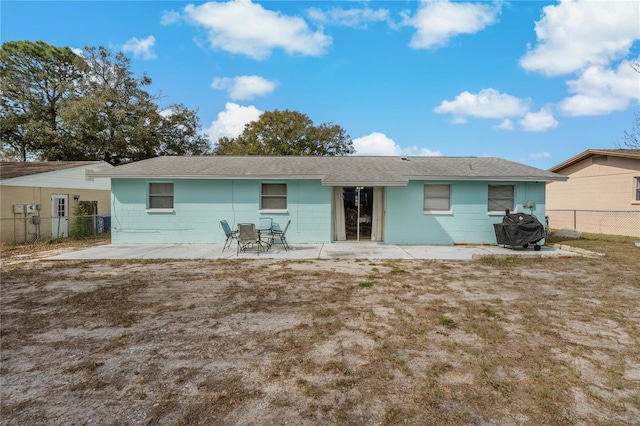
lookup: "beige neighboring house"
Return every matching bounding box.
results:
[546,149,640,237]
[0,161,113,243]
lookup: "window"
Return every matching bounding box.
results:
[149,182,174,209]
[424,184,450,212]
[636,177,640,201]
[261,183,287,210]
[488,185,514,213]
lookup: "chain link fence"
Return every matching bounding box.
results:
[546,210,640,238]
[1,215,111,244]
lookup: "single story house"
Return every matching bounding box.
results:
[89,156,565,245]
[0,161,113,242]
[546,149,640,237]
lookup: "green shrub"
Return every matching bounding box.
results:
[70,204,88,240]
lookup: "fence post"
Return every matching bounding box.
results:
[573,210,577,230]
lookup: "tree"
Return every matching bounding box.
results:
[154,104,211,156]
[1,42,210,164]
[615,110,640,149]
[614,61,640,149]
[59,46,160,164]
[0,40,85,161]
[213,109,354,156]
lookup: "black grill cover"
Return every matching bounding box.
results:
[493,213,545,247]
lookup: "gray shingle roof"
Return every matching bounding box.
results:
[89,156,566,184]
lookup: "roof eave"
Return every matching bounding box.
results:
[88,173,566,183]
[407,175,567,182]
[87,173,325,180]
[548,149,640,172]
[321,181,409,187]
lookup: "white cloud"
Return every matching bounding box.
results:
[493,119,514,131]
[352,132,399,155]
[406,0,501,49]
[434,88,530,120]
[402,146,442,157]
[436,89,564,132]
[71,47,83,56]
[122,36,157,60]
[307,7,389,28]
[182,0,331,60]
[160,10,182,25]
[520,0,640,76]
[205,102,263,142]
[211,75,278,100]
[558,60,640,116]
[352,132,440,156]
[158,108,174,118]
[519,107,559,132]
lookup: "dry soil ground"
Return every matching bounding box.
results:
[1,235,639,425]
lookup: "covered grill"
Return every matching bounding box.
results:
[493,212,546,251]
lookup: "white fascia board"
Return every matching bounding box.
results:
[321,181,409,187]
[407,175,567,183]
[98,174,325,180]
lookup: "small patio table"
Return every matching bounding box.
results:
[256,225,272,250]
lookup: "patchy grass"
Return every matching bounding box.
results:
[1,233,639,424]
[546,231,639,266]
[0,233,110,258]
[438,315,456,328]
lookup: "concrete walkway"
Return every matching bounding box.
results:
[46,242,579,261]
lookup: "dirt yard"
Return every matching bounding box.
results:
[1,235,639,425]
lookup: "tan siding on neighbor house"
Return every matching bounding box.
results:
[546,152,640,237]
[0,186,112,242]
[1,162,113,242]
[547,156,640,211]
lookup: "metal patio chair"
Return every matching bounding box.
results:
[220,220,238,251]
[237,223,261,256]
[268,219,290,251]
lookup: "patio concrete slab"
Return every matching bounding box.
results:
[45,242,579,261]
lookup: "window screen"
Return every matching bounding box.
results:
[261,183,287,210]
[149,182,174,209]
[636,177,640,201]
[488,185,514,212]
[424,184,450,211]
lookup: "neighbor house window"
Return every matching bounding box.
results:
[261,183,287,210]
[424,184,451,212]
[149,182,174,209]
[636,177,640,201]
[488,185,514,213]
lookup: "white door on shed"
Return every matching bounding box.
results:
[51,194,68,238]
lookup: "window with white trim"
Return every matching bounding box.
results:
[635,177,640,201]
[424,184,450,212]
[488,185,514,212]
[149,182,174,209]
[261,183,287,210]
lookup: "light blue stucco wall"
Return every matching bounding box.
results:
[110,178,333,244]
[110,178,546,245]
[384,181,547,244]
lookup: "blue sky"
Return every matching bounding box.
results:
[2,0,639,169]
